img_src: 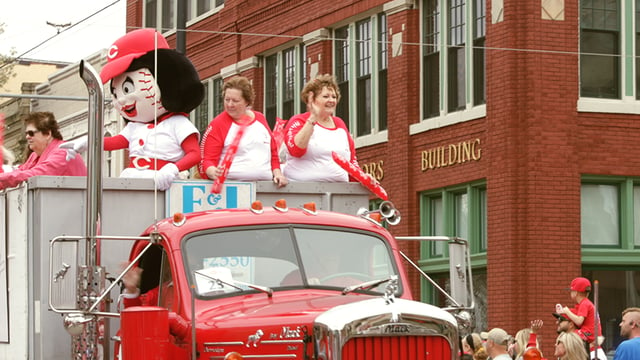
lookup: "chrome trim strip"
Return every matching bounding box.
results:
[203,341,244,346]
[208,355,297,359]
[260,339,304,344]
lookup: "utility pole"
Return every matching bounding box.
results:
[46,21,72,34]
[176,0,187,54]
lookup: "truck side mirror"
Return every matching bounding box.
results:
[396,236,474,310]
[448,238,472,308]
[49,236,80,311]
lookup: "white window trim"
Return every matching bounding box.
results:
[410,104,485,134]
[334,14,388,141]
[577,97,640,115]
[417,0,486,133]
[187,1,225,27]
[577,0,636,108]
[143,0,225,32]
[262,45,306,121]
[355,130,388,148]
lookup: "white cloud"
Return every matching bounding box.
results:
[0,0,126,63]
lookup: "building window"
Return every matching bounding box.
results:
[378,13,388,131]
[423,0,441,119]
[421,182,487,256]
[582,270,640,354]
[429,196,444,256]
[454,192,468,240]
[264,45,306,129]
[283,47,296,121]
[335,26,350,129]
[193,81,210,133]
[448,0,465,112]
[581,178,640,354]
[580,0,620,99]
[334,13,388,138]
[581,178,640,249]
[420,182,487,332]
[426,273,488,331]
[422,0,485,120]
[473,0,486,106]
[193,77,223,133]
[145,0,225,30]
[187,0,224,19]
[478,187,487,251]
[581,183,620,246]
[637,0,640,99]
[634,185,640,246]
[356,19,373,136]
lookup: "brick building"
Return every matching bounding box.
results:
[126,0,639,355]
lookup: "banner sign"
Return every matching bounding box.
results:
[166,180,255,216]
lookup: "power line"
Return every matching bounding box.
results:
[136,26,634,60]
[2,2,636,74]
[0,0,121,71]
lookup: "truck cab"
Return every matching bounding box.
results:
[112,198,471,359]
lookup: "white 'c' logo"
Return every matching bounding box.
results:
[108,45,119,60]
[132,156,151,170]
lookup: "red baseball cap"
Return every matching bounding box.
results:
[100,28,170,84]
[569,277,591,292]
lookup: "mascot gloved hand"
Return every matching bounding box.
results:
[60,135,88,161]
[62,28,204,190]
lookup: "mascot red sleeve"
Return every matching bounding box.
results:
[62,28,204,190]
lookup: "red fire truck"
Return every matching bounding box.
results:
[106,199,473,359]
[1,62,473,359]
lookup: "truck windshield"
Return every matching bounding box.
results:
[184,226,399,297]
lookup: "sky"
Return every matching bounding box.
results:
[0,0,126,63]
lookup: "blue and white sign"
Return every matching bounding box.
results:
[166,180,256,216]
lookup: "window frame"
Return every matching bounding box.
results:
[193,76,223,134]
[418,181,487,329]
[579,0,621,100]
[420,181,487,259]
[333,13,389,147]
[577,0,640,114]
[263,44,307,129]
[144,0,225,32]
[413,0,486,135]
[581,176,640,266]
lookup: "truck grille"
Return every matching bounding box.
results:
[342,335,451,360]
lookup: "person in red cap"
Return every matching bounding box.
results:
[62,28,204,190]
[557,277,601,350]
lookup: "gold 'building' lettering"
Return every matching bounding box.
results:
[421,138,481,171]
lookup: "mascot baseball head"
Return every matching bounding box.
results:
[100,28,204,123]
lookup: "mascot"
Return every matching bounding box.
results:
[63,28,204,190]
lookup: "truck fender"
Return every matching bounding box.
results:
[168,311,191,341]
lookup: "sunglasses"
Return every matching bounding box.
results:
[25,130,41,137]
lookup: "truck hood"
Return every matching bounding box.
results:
[192,289,459,359]
[197,289,373,329]
[194,289,379,356]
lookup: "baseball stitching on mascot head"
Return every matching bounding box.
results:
[100,28,204,124]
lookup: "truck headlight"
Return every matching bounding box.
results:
[63,313,94,336]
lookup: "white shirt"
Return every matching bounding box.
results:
[284,124,351,182]
[120,114,198,162]
[222,120,273,181]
